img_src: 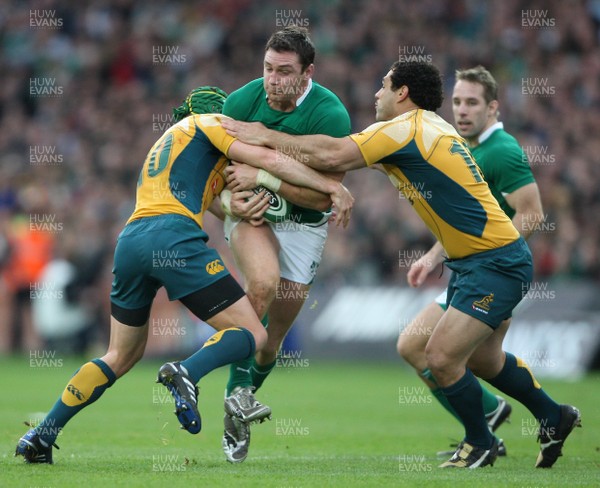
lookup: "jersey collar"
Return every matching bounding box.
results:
[295,78,313,106]
[478,121,503,144]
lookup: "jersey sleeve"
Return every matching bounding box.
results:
[349,119,412,166]
[194,115,236,155]
[487,144,535,195]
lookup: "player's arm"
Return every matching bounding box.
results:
[222,119,366,172]
[224,161,338,212]
[227,141,354,227]
[278,179,337,212]
[504,182,544,239]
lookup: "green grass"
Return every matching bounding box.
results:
[1,356,598,487]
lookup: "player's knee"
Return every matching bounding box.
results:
[246,276,278,309]
[424,344,450,379]
[249,325,268,352]
[397,334,414,363]
[103,347,143,378]
[397,330,425,367]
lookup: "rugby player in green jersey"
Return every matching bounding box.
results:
[397,66,545,458]
[218,27,351,463]
[15,87,353,464]
[222,60,580,469]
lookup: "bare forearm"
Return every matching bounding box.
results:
[228,141,339,196]
[427,241,447,266]
[262,131,345,170]
[222,119,365,172]
[512,211,543,240]
[277,181,331,211]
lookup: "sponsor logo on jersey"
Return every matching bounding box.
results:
[472,293,494,314]
[206,259,225,275]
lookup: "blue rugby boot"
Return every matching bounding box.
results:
[157,362,201,434]
[15,428,59,464]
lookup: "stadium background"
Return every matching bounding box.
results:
[0,0,599,377]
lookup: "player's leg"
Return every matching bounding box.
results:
[157,277,268,437]
[177,283,267,385]
[426,306,498,455]
[16,225,154,464]
[222,221,325,463]
[397,297,511,437]
[397,299,463,421]
[150,218,270,433]
[15,314,148,463]
[252,277,310,387]
[469,319,581,468]
[249,221,326,390]
[225,219,280,395]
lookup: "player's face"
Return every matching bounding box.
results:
[263,49,312,107]
[374,71,397,121]
[452,80,496,140]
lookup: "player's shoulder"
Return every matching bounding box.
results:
[228,78,264,98]
[309,81,348,111]
[487,127,521,148]
[223,79,264,117]
[481,127,526,160]
[419,110,460,137]
[302,81,350,135]
[174,114,223,131]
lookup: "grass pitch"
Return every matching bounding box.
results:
[1,356,598,487]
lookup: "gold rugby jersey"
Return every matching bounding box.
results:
[350,109,519,259]
[128,114,235,229]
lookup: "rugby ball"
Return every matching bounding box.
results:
[252,185,291,223]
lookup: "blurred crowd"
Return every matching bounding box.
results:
[0,0,599,353]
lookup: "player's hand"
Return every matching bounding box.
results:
[225,162,260,192]
[230,189,270,221]
[406,255,434,288]
[329,182,354,228]
[221,119,269,146]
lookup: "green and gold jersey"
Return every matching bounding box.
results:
[471,123,535,219]
[223,78,351,223]
[128,114,235,229]
[350,109,520,259]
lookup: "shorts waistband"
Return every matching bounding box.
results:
[448,237,528,262]
[123,214,202,234]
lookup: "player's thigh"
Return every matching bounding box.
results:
[229,220,280,290]
[397,300,445,363]
[425,306,494,381]
[204,294,267,349]
[468,318,511,379]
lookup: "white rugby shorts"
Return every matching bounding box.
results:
[224,215,328,285]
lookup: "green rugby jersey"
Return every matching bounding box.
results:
[470,123,535,219]
[223,78,351,223]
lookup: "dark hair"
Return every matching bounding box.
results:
[455,65,498,104]
[389,61,444,111]
[265,26,315,72]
